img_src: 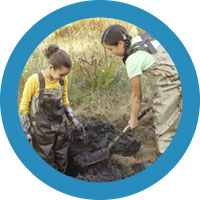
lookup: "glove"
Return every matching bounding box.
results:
[65,107,86,140]
[20,115,32,144]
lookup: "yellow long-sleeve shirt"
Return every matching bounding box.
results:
[19,70,69,115]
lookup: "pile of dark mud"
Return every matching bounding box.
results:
[65,120,156,182]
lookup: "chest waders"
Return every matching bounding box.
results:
[29,72,70,173]
[123,34,182,154]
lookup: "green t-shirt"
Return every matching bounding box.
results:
[126,36,160,79]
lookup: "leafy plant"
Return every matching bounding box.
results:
[72,50,117,92]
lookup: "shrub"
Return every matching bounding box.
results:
[72,51,117,92]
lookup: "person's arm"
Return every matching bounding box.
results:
[64,104,81,127]
[19,75,37,144]
[64,103,86,139]
[62,77,77,125]
[19,75,36,115]
[62,77,69,105]
[62,77,86,139]
[129,75,142,129]
[64,103,76,123]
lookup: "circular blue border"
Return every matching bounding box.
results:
[1,1,200,199]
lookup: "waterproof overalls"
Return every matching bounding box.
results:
[144,45,182,153]
[29,72,69,173]
[124,33,182,153]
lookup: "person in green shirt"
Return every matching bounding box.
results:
[101,24,182,154]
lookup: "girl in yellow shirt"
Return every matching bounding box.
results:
[19,44,85,173]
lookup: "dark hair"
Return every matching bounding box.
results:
[44,44,72,69]
[101,24,132,48]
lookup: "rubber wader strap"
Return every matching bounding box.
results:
[140,32,157,54]
[38,72,45,105]
[59,79,64,86]
[38,73,64,104]
[37,72,53,125]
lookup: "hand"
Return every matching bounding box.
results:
[73,119,86,140]
[26,134,32,145]
[128,118,138,129]
[20,115,31,135]
[64,107,86,140]
[78,123,86,140]
[123,119,138,133]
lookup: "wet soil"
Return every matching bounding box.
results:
[65,112,159,182]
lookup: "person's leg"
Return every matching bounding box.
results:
[54,133,70,173]
[145,45,182,153]
[31,131,60,170]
